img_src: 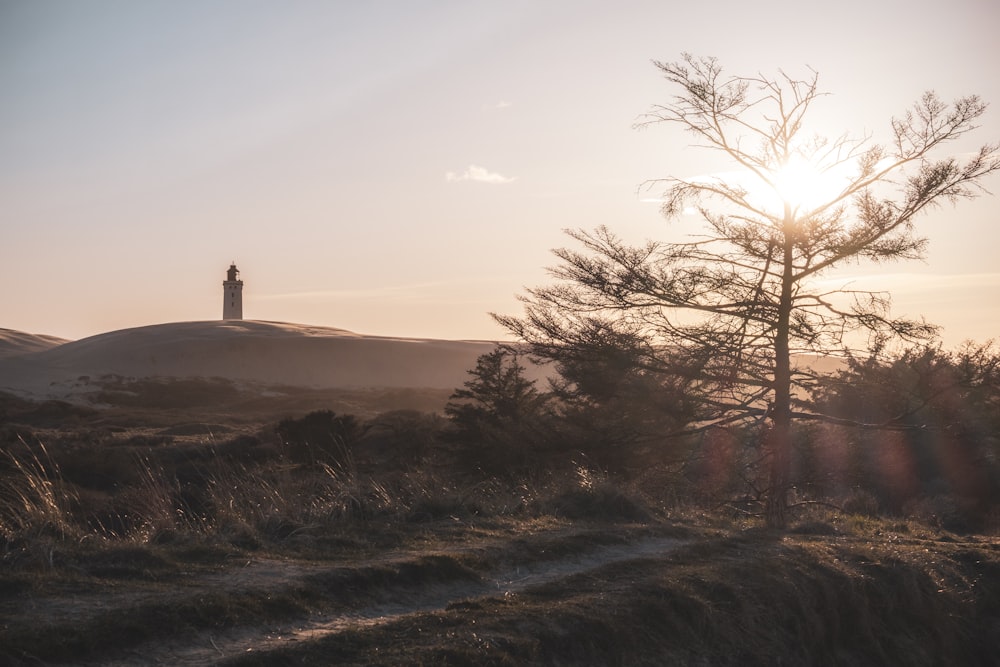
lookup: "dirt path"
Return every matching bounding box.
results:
[86,534,686,666]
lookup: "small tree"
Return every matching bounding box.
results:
[444,347,551,475]
[498,55,999,526]
[545,322,698,472]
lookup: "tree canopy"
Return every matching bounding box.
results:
[497,54,1000,526]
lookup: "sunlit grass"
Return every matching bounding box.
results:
[0,438,79,548]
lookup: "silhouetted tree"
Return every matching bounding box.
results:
[545,322,697,471]
[445,347,551,475]
[812,342,1000,523]
[497,55,1000,526]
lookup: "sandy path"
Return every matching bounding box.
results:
[88,535,686,666]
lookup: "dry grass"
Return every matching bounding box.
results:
[0,438,80,548]
[215,518,1000,667]
[2,449,998,666]
[2,384,999,665]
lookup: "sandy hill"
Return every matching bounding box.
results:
[0,321,501,398]
[0,328,69,359]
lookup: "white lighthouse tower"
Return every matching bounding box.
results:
[222,262,243,320]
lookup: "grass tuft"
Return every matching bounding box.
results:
[0,438,79,548]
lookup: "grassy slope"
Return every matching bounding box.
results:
[1,517,997,666]
[222,521,1000,667]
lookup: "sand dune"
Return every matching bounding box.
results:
[0,328,69,359]
[0,320,501,397]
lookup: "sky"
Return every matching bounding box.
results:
[2,0,999,346]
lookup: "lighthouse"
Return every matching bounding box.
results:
[223,263,243,320]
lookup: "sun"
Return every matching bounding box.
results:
[685,152,857,219]
[756,153,851,215]
[772,155,831,209]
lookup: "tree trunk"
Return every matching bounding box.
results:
[765,413,791,528]
[766,215,795,529]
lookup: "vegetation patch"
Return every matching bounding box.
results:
[220,528,1000,666]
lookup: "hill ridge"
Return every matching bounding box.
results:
[0,320,500,398]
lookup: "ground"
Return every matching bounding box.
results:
[3,513,999,666]
[1,379,999,665]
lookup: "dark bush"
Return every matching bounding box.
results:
[275,410,361,467]
[359,410,445,469]
[56,444,144,492]
[539,483,653,522]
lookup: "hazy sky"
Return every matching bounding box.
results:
[2,0,999,345]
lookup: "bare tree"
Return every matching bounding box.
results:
[496,54,1000,526]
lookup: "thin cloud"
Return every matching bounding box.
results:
[814,272,1000,293]
[445,164,516,184]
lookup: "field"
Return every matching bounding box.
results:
[2,377,999,666]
